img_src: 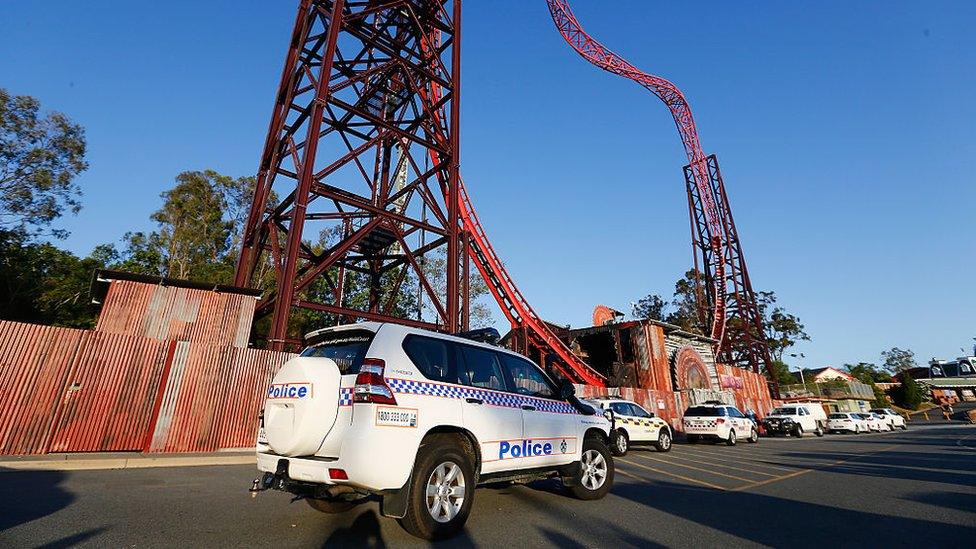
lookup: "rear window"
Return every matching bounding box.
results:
[685,406,723,417]
[300,330,374,374]
[772,407,797,416]
[829,413,848,419]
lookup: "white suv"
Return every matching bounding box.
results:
[869,408,907,430]
[251,323,614,540]
[587,398,673,456]
[682,402,759,445]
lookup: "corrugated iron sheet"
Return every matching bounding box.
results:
[212,346,292,449]
[1,317,294,456]
[148,344,294,452]
[95,280,257,348]
[0,322,88,454]
[47,332,170,453]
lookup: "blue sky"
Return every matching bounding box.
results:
[2,1,974,370]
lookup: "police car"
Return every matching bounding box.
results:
[586,397,672,456]
[682,401,758,445]
[250,323,614,540]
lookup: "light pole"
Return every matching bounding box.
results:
[789,353,806,385]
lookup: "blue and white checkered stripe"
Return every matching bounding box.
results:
[338,387,353,407]
[385,378,578,415]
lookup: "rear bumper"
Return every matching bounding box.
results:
[257,428,415,491]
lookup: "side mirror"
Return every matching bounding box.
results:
[560,381,576,400]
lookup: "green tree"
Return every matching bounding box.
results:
[632,293,667,321]
[768,359,797,387]
[894,371,925,410]
[755,291,810,363]
[871,384,890,408]
[0,229,108,327]
[665,269,707,334]
[844,362,893,384]
[881,347,917,374]
[0,89,87,237]
[112,170,255,283]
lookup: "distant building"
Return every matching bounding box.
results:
[793,366,855,384]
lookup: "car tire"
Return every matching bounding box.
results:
[569,435,614,501]
[726,429,737,446]
[815,425,824,437]
[612,429,629,457]
[654,428,672,452]
[748,428,759,443]
[306,498,357,514]
[793,425,804,438]
[398,435,475,541]
[901,424,907,430]
[854,425,860,434]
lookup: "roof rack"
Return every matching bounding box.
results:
[454,327,501,345]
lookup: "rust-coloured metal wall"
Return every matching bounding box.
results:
[0,322,87,455]
[95,278,257,348]
[0,320,293,456]
[47,332,171,453]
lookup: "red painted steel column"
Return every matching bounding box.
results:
[446,0,463,333]
[268,0,346,350]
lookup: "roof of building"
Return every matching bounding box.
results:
[90,269,263,305]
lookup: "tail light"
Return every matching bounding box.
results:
[354,358,396,405]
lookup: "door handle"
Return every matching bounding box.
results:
[521,404,536,411]
[465,398,483,404]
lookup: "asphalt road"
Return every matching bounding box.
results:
[2,424,974,548]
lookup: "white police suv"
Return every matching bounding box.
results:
[586,397,672,456]
[682,401,758,445]
[251,323,614,540]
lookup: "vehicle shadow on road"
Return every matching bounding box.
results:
[0,468,75,531]
[319,509,388,548]
[612,480,975,546]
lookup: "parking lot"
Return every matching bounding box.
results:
[2,423,973,548]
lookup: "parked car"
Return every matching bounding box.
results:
[827,412,868,434]
[682,402,758,445]
[855,412,884,432]
[587,398,673,456]
[251,322,614,540]
[870,412,893,431]
[869,408,907,430]
[761,404,828,437]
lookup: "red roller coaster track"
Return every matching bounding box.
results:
[546,0,775,382]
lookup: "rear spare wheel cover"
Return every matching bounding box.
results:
[264,357,342,456]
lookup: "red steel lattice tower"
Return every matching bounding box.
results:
[235,0,467,349]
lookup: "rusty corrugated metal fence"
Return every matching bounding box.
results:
[0,320,292,455]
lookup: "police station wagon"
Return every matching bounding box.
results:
[682,402,758,445]
[250,323,614,540]
[586,397,673,456]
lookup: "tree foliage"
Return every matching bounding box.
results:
[0,89,87,237]
[632,293,666,322]
[844,362,893,384]
[0,229,107,327]
[894,371,925,410]
[881,347,917,374]
[665,269,707,333]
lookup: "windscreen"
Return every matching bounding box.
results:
[828,413,847,419]
[772,407,797,416]
[300,330,375,374]
[685,406,722,417]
